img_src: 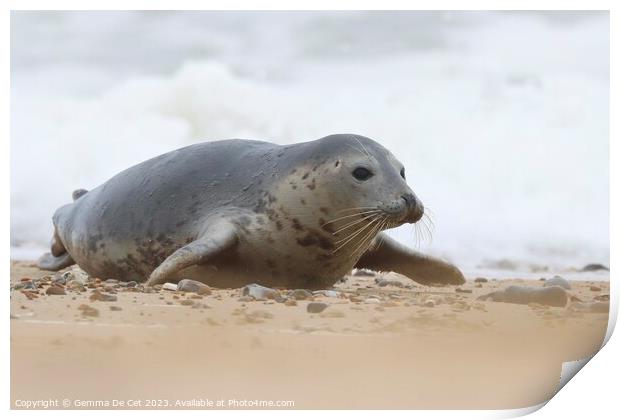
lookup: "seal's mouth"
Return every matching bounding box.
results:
[325,198,429,255]
[379,194,424,226]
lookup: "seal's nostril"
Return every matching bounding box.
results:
[401,193,416,208]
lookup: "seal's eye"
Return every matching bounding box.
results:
[352,167,373,181]
[400,168,406,179]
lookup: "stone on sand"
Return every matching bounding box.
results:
[62,268,89,285]
[241,283,281,301]
[78,304,99,317]
[66,280,86,292]
[289,289,313,300]
[376,279,404,288]
[307,302,329,313]
[478,285,568,308]
[543,275,571,290]
[45,285,66,295]
[312,290,340,298]
[177,279,211,295]
[90,290,118,302]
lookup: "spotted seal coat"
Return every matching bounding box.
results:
[38,134,465,289]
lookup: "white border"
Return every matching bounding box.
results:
[3,2,617,419]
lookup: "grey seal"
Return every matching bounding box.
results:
[38,134,465,289]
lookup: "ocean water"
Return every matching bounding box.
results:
[10,11,610,275]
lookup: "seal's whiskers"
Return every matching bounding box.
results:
[322,210,380,227]
[335,206,379,214]
[349,216,386,257]
[332,215,382,254]
[332,213,381,234]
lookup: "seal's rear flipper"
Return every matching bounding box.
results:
[145,222,238,286]
[50,228,67,257]
[38,252,75,271]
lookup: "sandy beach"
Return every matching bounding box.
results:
[10,261,609,410]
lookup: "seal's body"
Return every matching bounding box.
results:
[39,134,465,289]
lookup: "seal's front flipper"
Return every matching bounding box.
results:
[38,252,75,271]
[145,223,238,286]
[355,233,465,286]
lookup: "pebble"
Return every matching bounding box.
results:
[45,285,66,295]
[20,290,39,300]
[289,289,314,300]
[62,268,89,285]
[241,283,281,301]
[307,302,329,313]
[15,280,37,290]
[376,279,404,287]
[590,286,602,292]
[455,288,472,294]
[78,304,99,317]
[162,283,178,291]
[423,300,435,308]
[66,280,86,292]
[312,290,340,298]
[478,285,568,308]
[474,277,488,283]
[364,298,381,304]
[180,299,195,306]
[25,280,39,290]
[109,306,123,311]
[177,279,212,295]
[90,290,118,302]
[543,275,571,290]
[284,299,298,306]
[51,273,65,285]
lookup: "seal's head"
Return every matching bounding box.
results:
[269,133,426,261]
[310,134,424,229]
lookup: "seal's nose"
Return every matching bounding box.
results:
[401,193,424,223]
[401,193,416,208]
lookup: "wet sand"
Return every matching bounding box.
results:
[10,261,609,409]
